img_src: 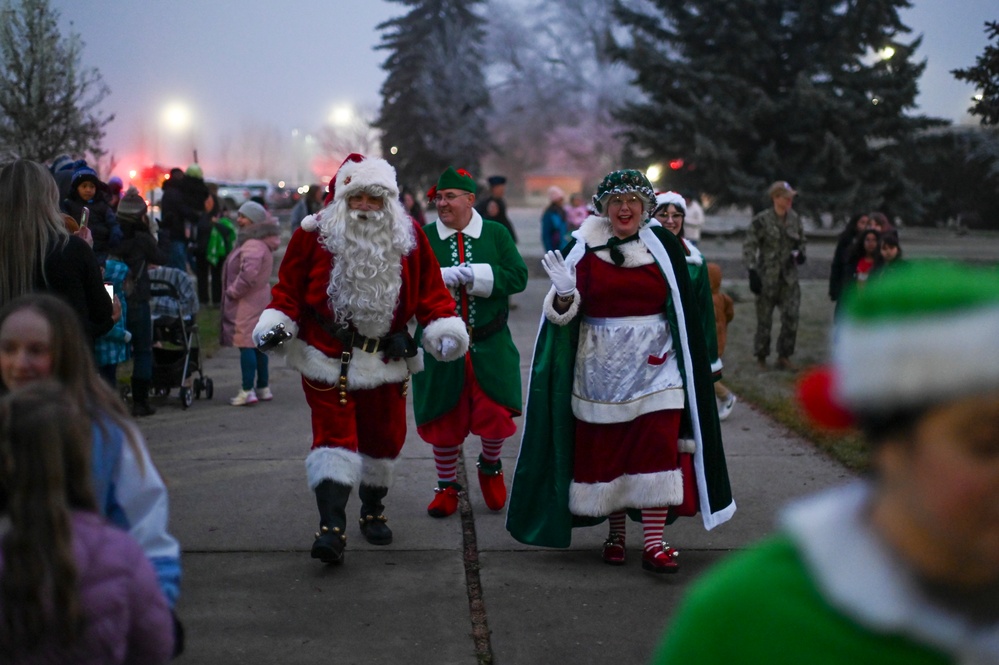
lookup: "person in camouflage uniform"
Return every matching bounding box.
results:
[742,181,806,370]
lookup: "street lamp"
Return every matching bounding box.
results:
[161,101,196,164]
[329,104,354,127]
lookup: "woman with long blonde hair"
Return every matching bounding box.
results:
[0,159,117,339]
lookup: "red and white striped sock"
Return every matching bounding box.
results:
[433,445,461,484]
[642,508,670,553]
[608,511,627,536]
[479,437,504,464]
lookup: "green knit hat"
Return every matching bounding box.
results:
[429,167,477,199]
[592,169,656,215]
[833,260,999,411]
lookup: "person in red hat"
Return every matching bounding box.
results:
[413,167,528,518]
[252,154,468,566]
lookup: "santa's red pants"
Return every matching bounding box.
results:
[301,376,406,459]
[417,355,518,446]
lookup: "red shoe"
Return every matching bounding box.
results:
[642,543,680,574]
[476,457,507,511]
[427,484,461,518]
[602,532,626,565]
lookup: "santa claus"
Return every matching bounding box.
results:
[253,154,468,565]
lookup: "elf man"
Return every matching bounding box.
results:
[252,154,468,566]
[413,167,528,517]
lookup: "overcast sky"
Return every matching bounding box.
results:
[50,0,996,179]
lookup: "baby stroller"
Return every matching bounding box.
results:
[149,269,213,408]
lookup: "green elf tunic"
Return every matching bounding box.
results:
[505,217,735,547]
[653,483,992,664]
[413,210,529,425]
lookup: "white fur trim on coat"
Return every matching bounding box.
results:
[306,447,362,490]
[543,286,581,325]
[684,239,704,266]
[577,216,655,267]
[421,316,469,361]
[285,339,412,389]
[569,469,684,516]
[466,263,494,298]
[252,308,299,349]
[300,213,321,232]
[360,454,395,489]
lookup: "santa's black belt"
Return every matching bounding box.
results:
[468,310,508,342]
[309,309,417,359]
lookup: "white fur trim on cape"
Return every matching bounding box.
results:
[306,446,362,490]
[360,454,395,489]
[577,216,655,267]
[466,263,494,298]
[711,358,724,373]
[285,339,412,389]
[640,222,736,531]
[421,316,469,361]
[783,482,999,661]
[252,308,299,349]
[569,469,684,516]
[834,305,999,411]
[543,286,581,325]
[683,239,704,266]
[334,157,400,203]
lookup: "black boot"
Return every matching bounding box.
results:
[311,480,351,564]
[358,484,393,546]
[131,378,156,417]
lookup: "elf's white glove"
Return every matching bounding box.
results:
[455,264,474,286]
[438,335,459,358]
[542,250,576,296]
[441,266,463,288]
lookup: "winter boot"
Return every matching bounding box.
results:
[131,378,156,417]
[358,484,393,546]
[311,480,351,564]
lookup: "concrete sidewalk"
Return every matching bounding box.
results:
[138,263,850,664]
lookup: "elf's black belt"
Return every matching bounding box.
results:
[468,310,508,342]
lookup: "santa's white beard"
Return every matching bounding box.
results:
[319,200,415,338]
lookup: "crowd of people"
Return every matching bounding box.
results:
[1,148,993,663]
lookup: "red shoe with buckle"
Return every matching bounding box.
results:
[602,532,626,565]
[642,543,680,574]
[476,456,507,511]
[427,483,461,518]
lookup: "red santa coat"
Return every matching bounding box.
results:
[254,218,469,491]
[255,219,468,391]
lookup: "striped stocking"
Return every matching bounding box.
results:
[608,510,627,536]
[479,437,504,464]
[641,507,670,553]
[433,445,461,484]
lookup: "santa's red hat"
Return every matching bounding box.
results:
[302,153,401,232]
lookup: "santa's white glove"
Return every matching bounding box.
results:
[455,264,474,286]
[542,250,576,296]
[441,266,463,288]
[438,335,459,358]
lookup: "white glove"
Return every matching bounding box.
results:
[438,335,459,357]
[542,250,576,296]
[441,266,463,288]
[455,264,474,286]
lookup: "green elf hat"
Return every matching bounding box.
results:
[592,169,656,215]
[426,167,477,201]
[802,261,999,427]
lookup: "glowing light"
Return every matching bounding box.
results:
[872,97,881,105]
[278,181,285,188]
[390,146,399,155]
[879,46,895,60]
[128,169,137,179]
[329,105,354,127]
[646,164,662,183]
[669,159,684,170]
[162,102,191,132]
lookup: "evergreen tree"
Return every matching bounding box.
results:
[0,0,113,162]
[611,0,944,222]
[376,0,490,194]
[952,21,999,127]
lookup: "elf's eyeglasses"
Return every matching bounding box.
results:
[434,192,471,204]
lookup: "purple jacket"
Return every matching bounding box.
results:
[0,511,174,664]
